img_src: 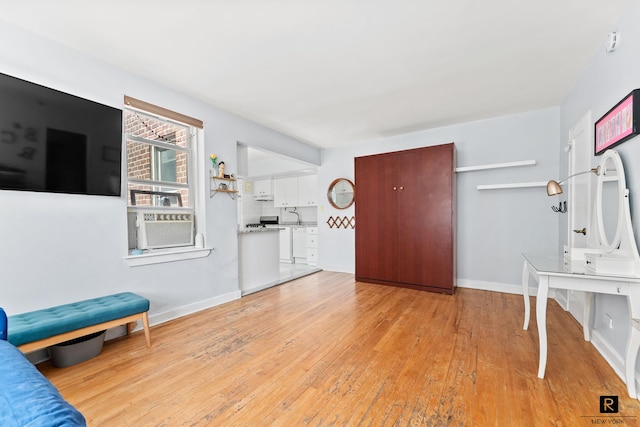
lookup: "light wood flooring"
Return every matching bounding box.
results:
[38,271,640,426]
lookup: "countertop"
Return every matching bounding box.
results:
[237,227,283,234]
[238,223,318,234]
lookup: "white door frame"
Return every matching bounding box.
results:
[565,111,593,325]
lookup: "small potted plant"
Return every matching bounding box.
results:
[210,153,218,175]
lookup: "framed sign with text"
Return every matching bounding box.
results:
[595,89,640,155]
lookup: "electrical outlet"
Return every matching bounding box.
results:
[606,314,614,329]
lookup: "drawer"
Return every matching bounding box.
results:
[307,248,318,262]
[585,253,640,277]
[306,235,318,248]
[306,227,318,235]
[563,256,585,274]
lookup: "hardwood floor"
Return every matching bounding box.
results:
[38,271,640,426]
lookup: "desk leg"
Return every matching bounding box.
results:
[522,261,530,330]
[583,292,593,342]
[625,288,640,399]
[625,320,640,399]
[536,276,549,379]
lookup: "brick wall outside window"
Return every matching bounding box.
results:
[125,110,190,207]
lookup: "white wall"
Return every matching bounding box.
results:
[318,108,561,290]
[0,20,320,323]
[559,0,640,375]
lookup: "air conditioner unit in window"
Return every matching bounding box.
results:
[132,210,194,249]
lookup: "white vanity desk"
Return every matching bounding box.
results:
[522,149,640,399]
[521,253,640,399]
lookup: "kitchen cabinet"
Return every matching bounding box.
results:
[254,179,273,200]
[355,143,456,294]
[292,226,307,262]
[273,175,317,207]
[273,177,298,207]
[306,227,318,266]
[297,175,317,206]
[278,226,293,263]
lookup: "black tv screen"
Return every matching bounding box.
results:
[0,72,123,196]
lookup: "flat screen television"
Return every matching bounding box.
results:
[0,72,123,196]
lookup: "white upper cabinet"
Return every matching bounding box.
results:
[297,175,317,206]
[273,175,317,207]
[273,177,299,207]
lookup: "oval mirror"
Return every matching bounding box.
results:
[596,151,625,253]
[327,178,355,209]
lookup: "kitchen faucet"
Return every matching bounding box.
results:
[288,208,302,225]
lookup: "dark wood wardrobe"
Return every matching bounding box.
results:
[354,143,456,294]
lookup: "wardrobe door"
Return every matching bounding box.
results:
[354,153,398,283]
[395,144,454,291]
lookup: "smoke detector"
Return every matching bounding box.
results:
[606,31,620,53]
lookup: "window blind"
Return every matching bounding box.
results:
[124,96,203,129]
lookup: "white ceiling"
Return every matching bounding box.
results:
[0,0,629,149]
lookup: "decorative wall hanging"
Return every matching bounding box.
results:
[595,89,640,155]
[326,215,355,229]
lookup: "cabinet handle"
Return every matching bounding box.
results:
[393,186,397,190]
[400,186,404,190]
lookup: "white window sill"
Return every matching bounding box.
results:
[124,247,212,267]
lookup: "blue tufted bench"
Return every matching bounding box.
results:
[7,292,151,353]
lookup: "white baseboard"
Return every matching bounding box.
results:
[319,265,355,274]
[148,291,241,327]
[554,290,569,311]
[456,278,562,299]
[590,329,639,396]
[456,278,531,295]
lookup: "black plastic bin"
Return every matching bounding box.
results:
[50,330,106,368]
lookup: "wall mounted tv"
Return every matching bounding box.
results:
[0,72,123,196]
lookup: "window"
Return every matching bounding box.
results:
[124,96,204,256]
[125,110,191,207]
[155,145,177,184]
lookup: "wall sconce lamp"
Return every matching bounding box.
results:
[546,167,600,196]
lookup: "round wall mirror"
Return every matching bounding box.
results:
[327,178,355,209]
[596,150,625,253]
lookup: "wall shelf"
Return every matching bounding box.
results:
[456,159,536,173]
[477,181,547,190]
[210,173,238,199]
[462,159,544,190]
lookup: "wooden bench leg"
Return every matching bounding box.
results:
[126,313,151,347]
[142,312,151,347]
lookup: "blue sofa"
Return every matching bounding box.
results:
[0,308,86,427]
